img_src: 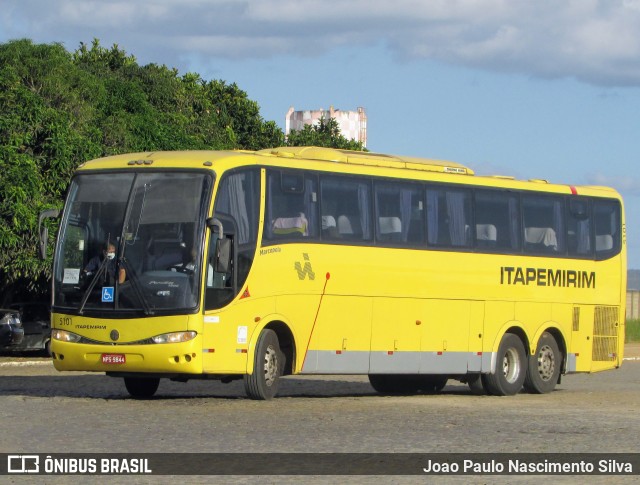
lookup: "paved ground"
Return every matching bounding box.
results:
[1,344,639,484]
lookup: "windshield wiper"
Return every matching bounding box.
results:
[78,255,110,315]
[114,177,153,314]
[118,258,153,316]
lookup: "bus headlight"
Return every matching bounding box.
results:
[151,331,197,344]
[52,329,82,343]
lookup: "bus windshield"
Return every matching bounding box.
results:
[53,171,212,316]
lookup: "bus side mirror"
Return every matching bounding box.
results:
[38,209,60,259]
[215,238,231,273]
[207,217,231,272]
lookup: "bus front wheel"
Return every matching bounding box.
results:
[244,329,284,400]
[524,332,561,394]
[482,333,526,396]
[124,377,160,399]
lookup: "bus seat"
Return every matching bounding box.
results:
[476,224,497,247]
[595,234,613,251]
[322,215,336,230]
[337,215,361,237]
[272,213,308,236]
[322,215,338,238]
[379,216,402,242]
[148,238,185,270]
[525,227,557,251]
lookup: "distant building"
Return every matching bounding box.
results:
[285,106,367,147]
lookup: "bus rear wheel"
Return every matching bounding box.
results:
[244,329,284,400]
[124,377,160,399]
[466,374,486,395]
[524,332,561,394]
[482,333,526,396]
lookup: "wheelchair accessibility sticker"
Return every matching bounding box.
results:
[102,287,114,302]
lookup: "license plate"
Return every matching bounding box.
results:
[102,353,126,364]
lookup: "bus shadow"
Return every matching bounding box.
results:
[0,374,535,400]
[0,375,381,400]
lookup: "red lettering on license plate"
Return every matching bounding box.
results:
[102,353,126,364]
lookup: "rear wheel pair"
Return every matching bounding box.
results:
[477,332,561,396]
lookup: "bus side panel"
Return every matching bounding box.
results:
[273,293,326,372]
[482,301,515,372]
[201,298,273,374]
[419,299,471,374]
[302,295,372,374]
[369,298,422,373]
[569,304,595,372]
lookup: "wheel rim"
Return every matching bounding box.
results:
[536,344,555,381]
[263,345,278,387]
[502,348,521,384]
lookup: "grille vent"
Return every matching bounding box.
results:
[592,306,619,362]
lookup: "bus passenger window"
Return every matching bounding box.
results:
[264,170,318,242]
[474,190,520,251]
[374,182,424,245]
[594,200,621,260]
[567,199,592,257]
[522,196,565,254]
[320,176,372,241]
[426,188,471,248]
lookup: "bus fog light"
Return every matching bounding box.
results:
[52,329,82,343]
[152,331,197,344]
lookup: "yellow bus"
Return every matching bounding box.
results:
[40,146,626,399]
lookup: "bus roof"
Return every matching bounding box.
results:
[75,147,620,199]
[257,146,474,175]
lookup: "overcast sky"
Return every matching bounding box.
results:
[3,0,640,266]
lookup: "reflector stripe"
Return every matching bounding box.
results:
[570,185,578,195]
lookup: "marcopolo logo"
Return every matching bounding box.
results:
[295,253,315,280]
[8,455,39,473]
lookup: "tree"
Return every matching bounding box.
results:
[0,39,284,303]
[286,116,366,151]
[0,39,364,302]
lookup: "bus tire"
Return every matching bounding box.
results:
[244,329,284,400]
[466,374,486,395]
[124,377,160,399]
[482,333,526,396]
[421,375,448,393]
[524,332,561,394]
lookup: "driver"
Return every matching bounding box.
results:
[84,242,126,284]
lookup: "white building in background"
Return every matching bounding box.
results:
[285,106,367,147]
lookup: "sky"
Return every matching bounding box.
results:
[2,0,640,267]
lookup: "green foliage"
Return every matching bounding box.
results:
[626,319,640,343]
[0,38,286,302]
[0,38,361,302]
[286,116,366,151]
